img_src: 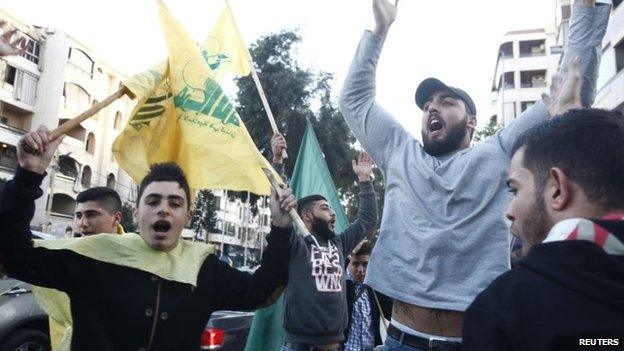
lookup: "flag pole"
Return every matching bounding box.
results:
[53,86,129,138]
[24,86,129,154]
[250,64,288,159]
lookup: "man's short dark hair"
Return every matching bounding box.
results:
[138,163,191,208]
[353,241,372,257]
[512,108,624,210]
[296,195,327,216]
[77,187,122,214]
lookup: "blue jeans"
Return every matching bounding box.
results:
[378,334,426,351]
[378,334,462,351]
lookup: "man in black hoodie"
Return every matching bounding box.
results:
[462,108,624,351]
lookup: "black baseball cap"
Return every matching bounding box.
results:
[415,78,477,116]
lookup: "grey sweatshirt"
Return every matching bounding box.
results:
[282,181,377,344]
[338,3,610,311]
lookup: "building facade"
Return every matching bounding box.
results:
[490,27,560,127]
[591,0,624,111]
[0,9,136,237]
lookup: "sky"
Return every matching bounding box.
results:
[0,0,558,138]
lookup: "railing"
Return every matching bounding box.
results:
[519,51,546,58]
[520,82,547,88]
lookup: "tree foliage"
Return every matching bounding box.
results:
[474,118,502,143]
[190,190,218,241]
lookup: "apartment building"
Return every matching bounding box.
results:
[592,0,624,111]
[490,27,560,126]
[0,9,136,237]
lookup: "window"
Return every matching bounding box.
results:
[64,83,91,112]
[68,48,94,77]
[521,101,537,112]
[489,115,498,126]
[0,142,18,171]
[57,155,78,179]
[4,65,16,85]
[107,174,116,189]
[86,132,96,154]
[50,193,76,218]
[519,39,546,57]
[499,71,515,90]
[21,34,40,64]
[520,70,547,88]
[614,37,624,73]
[81,166,92,188]
[114,111,122,130]
[499,42,513,58]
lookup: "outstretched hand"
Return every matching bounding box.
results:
[0,21,27,57]
[373,0,398,37]
[542,57,582,116]
[352,152,374,182]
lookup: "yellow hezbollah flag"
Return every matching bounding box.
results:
[113,0,277,194]
[201,0,252,81]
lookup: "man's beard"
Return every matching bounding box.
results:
[422,119,468,156]
[516,192,551,257]
[311,217,335,241]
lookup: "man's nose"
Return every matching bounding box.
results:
[78,216,89,228]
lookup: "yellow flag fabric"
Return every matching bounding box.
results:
[201,1,252,81]
[32,231,214,350]
[113,0,277,195]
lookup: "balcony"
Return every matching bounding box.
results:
[520,70,547,88]
[519,40,546,58]
[1,61,38,109]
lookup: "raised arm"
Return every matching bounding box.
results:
[338,152,378,255]
[339,0,412,170]
[0,127,77,291]
[495,0,610,155]
[212,186,294,310]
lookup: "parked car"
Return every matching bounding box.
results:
[0,277,49,351]
[200,266,256,350]
[201,310,255,350]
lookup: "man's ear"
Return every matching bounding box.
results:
[546,167,572,212]
[186,209,192,226]
[467,116,477,131]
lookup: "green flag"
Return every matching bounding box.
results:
[244,118,348,350]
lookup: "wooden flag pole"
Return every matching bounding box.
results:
[250,63,288,159]
[51,86,129,139]
[24,86,130,155]
[262,168,310,237]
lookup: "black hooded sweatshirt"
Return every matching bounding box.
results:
[463,217,624,351]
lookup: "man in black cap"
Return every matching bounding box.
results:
[338,0,610,350]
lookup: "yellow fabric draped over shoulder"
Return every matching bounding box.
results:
[31,233,214,350]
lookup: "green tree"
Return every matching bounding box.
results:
[235,30,374,220]
[190,190,218,241]
[474,118,502,143]
[120,202,137,233]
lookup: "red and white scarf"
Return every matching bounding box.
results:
[543,214,624,255]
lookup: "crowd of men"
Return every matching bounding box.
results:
[0,0,622,350]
